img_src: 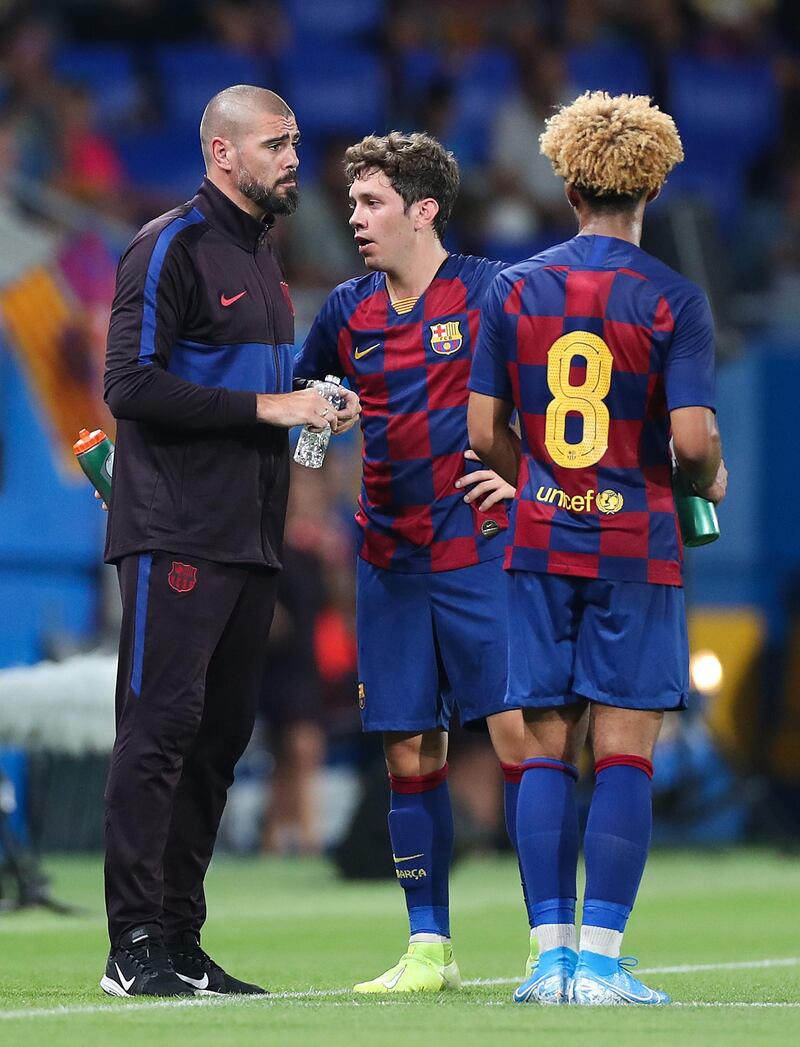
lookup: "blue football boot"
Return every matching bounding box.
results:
[513,946,577,1005]
[570,951,670,1005]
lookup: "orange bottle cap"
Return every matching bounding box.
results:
[73,428,108,454]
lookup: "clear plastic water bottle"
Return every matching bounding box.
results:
[293,375,345,469]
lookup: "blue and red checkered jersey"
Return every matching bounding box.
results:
[469,234,716,586]
[295,254,510,572]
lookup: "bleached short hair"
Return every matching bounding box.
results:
[539,91,684,200]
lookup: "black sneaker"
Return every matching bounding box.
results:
[166,930,267,995]
[101,924,196,997]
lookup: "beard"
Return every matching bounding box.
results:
[237,165,299,216]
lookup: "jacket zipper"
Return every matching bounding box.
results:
[253,234,281,391]
[253,230,284,565]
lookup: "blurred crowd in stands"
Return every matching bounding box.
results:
[2,0,798,855]
[2,0,800,324]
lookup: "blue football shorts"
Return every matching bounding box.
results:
[506,571,689,711]
[356,556,515,732]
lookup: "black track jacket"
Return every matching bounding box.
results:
[103,178,294,568]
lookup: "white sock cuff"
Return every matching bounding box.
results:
[579,925,623,958]
[409,933,450,944]
[535,923,577,953]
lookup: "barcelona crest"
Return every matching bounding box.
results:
[430,320,463,355]
[168,561,198,593]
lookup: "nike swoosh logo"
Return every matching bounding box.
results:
[220,291,247,307]
[354,342,380,359]
[586,974,659,1004]
[381,966,406,989]
[115,963,135,992]
[513,977,567,1004]
[176,972,209,989]
[392,853,424,863]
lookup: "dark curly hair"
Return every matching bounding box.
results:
[344,131,460,241]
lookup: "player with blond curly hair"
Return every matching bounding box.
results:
[468,92,727,1006]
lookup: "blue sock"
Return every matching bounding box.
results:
[516,758,580,934]
[501,763,535,928]
[582,755,654,936]
[388,764,453,938]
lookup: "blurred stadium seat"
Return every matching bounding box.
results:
[397,46,517,167]
[659,147,748,226]
[395,46,445,133]
[451,48,519,167]
[284,0,385,41]
[154,44,270,128]
[566,41,652,97]
[279,47,386,136]
[114,124,202,197]
[668,53,780,160]
[666,53,780,224]
[398,45,441,104]
[55,44,141,130]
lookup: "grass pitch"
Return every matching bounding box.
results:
[0,850,798,1046]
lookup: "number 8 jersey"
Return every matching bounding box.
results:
[469,234,716,586]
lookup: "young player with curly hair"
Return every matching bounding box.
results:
[295,131,536,993]
[468,92,727,1006]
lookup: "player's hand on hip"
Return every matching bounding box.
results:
[455,449,516,511]
[695,458,728,505]
[256,388,344,430]
[331,386,361,436]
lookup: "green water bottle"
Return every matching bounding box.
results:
[672,466,720,547]
[73,428,114,504]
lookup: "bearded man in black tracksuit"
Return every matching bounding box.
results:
[100,85,360,998]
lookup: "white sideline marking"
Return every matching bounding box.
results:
[456,956,800,988]
[644,957,800,975]
[0,957,798,1021]
[674,1002,800,1009]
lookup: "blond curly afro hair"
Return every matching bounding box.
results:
[539,91,684,197]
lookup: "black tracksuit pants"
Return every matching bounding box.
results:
[105,550,280,946]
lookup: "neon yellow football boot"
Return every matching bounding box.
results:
[353,941,462,994]
[525,930,539,980]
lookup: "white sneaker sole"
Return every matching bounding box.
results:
[100,976,131,997]
[100,974,199,998]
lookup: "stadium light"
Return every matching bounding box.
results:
[690,649,724,695]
